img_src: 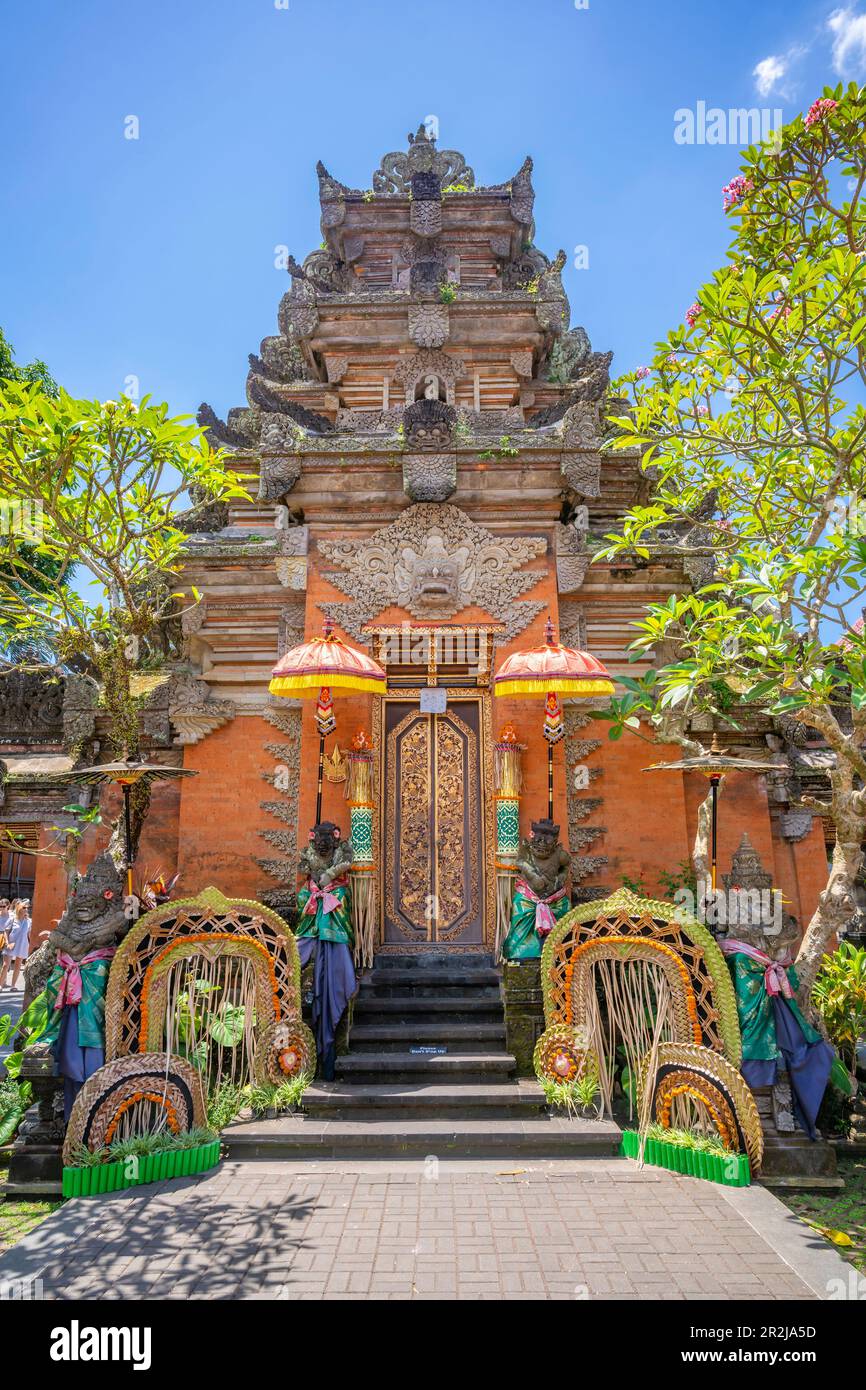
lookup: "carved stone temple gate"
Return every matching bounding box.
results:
[377,688,496,950]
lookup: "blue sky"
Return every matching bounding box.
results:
[2,0,864,417]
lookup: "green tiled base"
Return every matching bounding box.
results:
[62,1139,221,1198]
[620,1129,751,1186]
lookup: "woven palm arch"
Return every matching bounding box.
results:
[65,888,315,1157]
[533,887,763,1169]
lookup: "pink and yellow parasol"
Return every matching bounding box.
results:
[494,617,614,820]
[269,619,386,821]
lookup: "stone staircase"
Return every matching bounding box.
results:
[224,952,621,1160]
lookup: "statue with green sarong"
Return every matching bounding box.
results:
[503,819,571,961]
[296,821,354,945]
[295,822,356,1080]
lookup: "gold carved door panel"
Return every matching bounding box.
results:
[383,700,484,945]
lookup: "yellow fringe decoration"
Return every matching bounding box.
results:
[493,677,614,698]
[269,674,386,697]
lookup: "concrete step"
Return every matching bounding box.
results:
[353,995,504,1025]
[223,1113,623,1160]
[303,1081,548,1120]
[335,1050,516,1085]
[362,968,501,998]
[349,1022,507,1053]
[370,952,495,972]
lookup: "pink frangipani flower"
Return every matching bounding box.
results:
[804,97,837,129]
[722,175,753,212]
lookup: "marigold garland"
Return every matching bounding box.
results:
[139,932,281,1052]
[562,935,702,1045]
[104,1091,181,1146]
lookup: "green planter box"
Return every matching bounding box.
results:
[620,1129,750,1186]
[62,1139,221,1199]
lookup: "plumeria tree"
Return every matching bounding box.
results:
[597,84,866,1001]
[0,385,251,853]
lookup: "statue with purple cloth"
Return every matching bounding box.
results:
[29,854,130,1120]
[719,881,834,1140]
[503,819,571,961]
[296,822,356,1080]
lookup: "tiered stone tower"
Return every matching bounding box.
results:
[0,126,828,960]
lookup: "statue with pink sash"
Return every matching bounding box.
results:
[721,933,833,1140]
[296,822,356,1079]
[503,819,571,960]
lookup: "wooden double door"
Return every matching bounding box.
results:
[382,696,486,946]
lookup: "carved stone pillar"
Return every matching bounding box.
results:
[6,1047,65,1198]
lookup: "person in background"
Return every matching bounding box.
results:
[2,899,32,990]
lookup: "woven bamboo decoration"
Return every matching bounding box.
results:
[531,887,762,1169]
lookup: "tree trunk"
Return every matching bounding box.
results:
[795,774,865,1007]
[691,782,716,885]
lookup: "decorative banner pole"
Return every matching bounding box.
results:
[643,733,780,893]
[346,728,377,969]
[269,618,386,824]
[494,617,614,821]
[61,755,197,898]
[493,722,525,958]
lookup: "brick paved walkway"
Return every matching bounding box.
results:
[0,1158,849,1300]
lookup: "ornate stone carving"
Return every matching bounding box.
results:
[258,704,302,909]
[318,503,546,641]
[181,600,207,640]
[178,483,229,534]
[316,161,353,230]
[509,156,535,227]
[334,407,403,433]
[555,522,590,594]
[291,248,352,295]
[247,376,333,433]
[326,355,349,383]
[410,200,442,238]
[279,276,320,341]
[275,557,308,589]
[460,407,525,432]
[371,125,475,195]
[277,600,306,658]
[779,809,814,842]
[536,295,569,334]
[392,349,466,405]
[402,453,457,503]
[559,599,587,651]
[408,303,449,348]
[510,350,534,379]
[565,705,608,898]
[561,451,601,498]
[166,676,235,747]
[402,398,456,451]
[561,401,602,444]
[196,403,257,450]
[501,244,549,291]
[258,455,302,503]
[0,672,65,744]
[257,414,303,502]
[252,336,316,384]
[62,673,98,753]
[542,327,592,383]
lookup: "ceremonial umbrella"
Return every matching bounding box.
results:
[61,755,197,895]
[269,618,386,822]
[643,734,780,890]
[494,617,614,821]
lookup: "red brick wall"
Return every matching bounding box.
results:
[176,717,275,898]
